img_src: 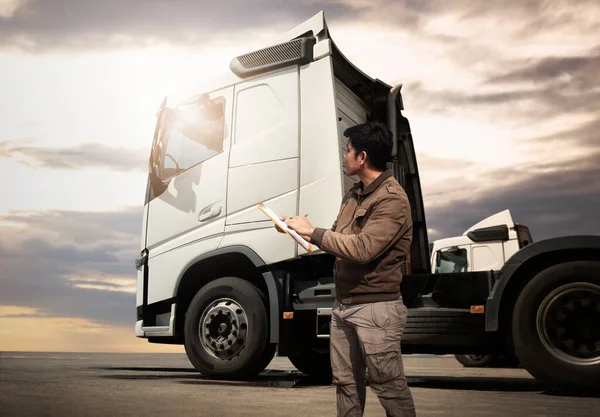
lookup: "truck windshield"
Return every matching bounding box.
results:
[154,99,225,180]
[436,248,468,273]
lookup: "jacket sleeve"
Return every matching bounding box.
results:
[311,194,409,264]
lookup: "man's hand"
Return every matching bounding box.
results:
[275,216,289,234]
[285,216,315,242]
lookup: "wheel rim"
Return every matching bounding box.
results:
[536,282,600,366]
[199,298,248,360]
[466,355,487,361]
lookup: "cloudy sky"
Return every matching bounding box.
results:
[1,0,599,352]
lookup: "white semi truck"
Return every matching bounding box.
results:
[134,12,600,393]
[430,209,532,368]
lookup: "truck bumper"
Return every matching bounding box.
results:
[135,320,145,338]
[134,303,177,339]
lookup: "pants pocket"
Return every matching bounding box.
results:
[363,341,402,384]
[371,302,392,329]
[371,300,407,329]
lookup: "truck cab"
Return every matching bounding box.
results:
[431,209,533,274]
[136,10,428,379]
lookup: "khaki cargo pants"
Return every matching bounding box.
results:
[330,298,416,417]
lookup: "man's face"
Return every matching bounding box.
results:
[344,141,363,176]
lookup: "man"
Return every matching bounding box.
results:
[283,121,416,417]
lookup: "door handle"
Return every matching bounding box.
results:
[198,205,222,222]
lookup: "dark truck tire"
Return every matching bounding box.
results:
[455,354,496,367]
[184,277,273,379]
[455,354,520,368]
[512,261,600,393]
[288,349,332,382]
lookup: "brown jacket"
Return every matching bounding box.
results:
[311,170,412,304]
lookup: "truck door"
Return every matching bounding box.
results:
[471,243,505,271]
[145,87,234,256]
[223,68,299,229]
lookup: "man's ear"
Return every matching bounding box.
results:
[359,151,368,166]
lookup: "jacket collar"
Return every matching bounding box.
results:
[352,169,393,196]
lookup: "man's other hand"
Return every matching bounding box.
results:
[275,216,289,234]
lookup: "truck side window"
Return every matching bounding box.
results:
[436,248,468,273]
[159,99,225,179]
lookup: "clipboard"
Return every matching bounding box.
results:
[258,202,314,253]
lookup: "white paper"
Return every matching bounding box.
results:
[258,202,313,253]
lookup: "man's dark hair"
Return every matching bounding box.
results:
[344,121,393,171]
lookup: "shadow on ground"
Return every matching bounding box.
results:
[406,376,599,398]
[93,366,329,388]
[93,366,600,397]
[407,375,542,392]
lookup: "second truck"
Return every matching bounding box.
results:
[430,209,532,368]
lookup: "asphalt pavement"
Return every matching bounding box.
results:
[1,351,599,416]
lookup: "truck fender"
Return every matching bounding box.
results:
[485,235,600,331]
[174,245,281,343]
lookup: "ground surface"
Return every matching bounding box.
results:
[1,352,599,416]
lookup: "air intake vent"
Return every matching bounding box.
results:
[238,41,302,68]
[230,37,316,78]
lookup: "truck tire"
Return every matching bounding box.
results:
[454,354,496,367]
[288,349,332,382]
[455,354,520,368]
[184,277,272,379]
[512,261,600,393]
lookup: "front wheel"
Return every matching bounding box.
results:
[184,277,272,379]
[512,261,600,393]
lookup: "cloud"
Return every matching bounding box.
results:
[3,0,596,54]
[0,207,143,326]
[347,1,600,126]
[487,52,600,85]
[0,305,48,318]
[422,149,600,242]
[417,105,600,213]
[67,275,137,293]
[484,49,600,116]
[0,140,148,171]
[532,116,600,148]
[405,44,600,118]
[0,0,352,52]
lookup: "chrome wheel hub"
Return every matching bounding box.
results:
[537,282,600,366]
[199,298,248,360]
